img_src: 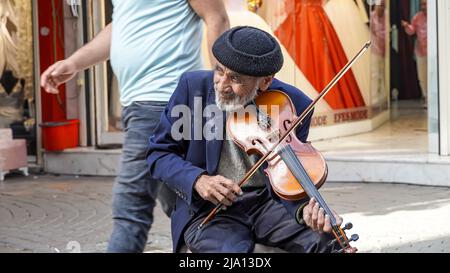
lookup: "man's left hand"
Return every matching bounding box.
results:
[303,198,343,233]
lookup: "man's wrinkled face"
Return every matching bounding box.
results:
[213,63,262,112]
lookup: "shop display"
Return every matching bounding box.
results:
[1,0,21,128]
[0,0,35,155]
[324,0,371,105]
[275,0,366,110]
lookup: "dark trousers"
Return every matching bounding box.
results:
[184,187,338,253]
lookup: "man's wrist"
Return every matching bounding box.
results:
[192,171,208,200]
[64,57,82,72]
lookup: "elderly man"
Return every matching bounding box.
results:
[147,26,343,253]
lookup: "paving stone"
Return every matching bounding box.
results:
[1,174,450,253]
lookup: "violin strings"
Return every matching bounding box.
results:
[254,104,347,246]
[282,146,336,223]
[282,146,347,246]
[255,105,336,219]
[282,145,349,247]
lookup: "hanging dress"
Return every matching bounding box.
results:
[324,0,371,106]
[218,0,332,113]
[275,0,366,109]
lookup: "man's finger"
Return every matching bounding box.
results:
[46,81,59,94]
[41,64,62,94]
[303,199,315,226]
[220,177,243,196]
[206,194,220,206]
[303,213,310,226]
[303,203,312,226]
[322,215,331,233]
[216,184,237,203]
[42,81,58,94]
[332,210,343,227]
[311,202,320,230]
[232,184,243,196]
[317,208,325,231]
[212,189,232,207]
[41,66,55,89]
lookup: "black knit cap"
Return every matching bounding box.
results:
[212,26,284,77]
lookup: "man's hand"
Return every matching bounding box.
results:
[194,175,243,207]
[40,23,112,94]
[41,59,78,94]
[303,198,343,233]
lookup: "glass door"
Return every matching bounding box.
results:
[88,0,123,147]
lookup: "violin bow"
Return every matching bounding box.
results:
[198,41,372,230]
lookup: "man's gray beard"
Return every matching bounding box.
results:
[214,86,259,112]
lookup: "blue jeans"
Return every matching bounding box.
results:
[107,101,175,253]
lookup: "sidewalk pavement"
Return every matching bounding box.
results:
[1,174,449,253]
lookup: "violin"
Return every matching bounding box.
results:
[198,42,371,254]
[228,90,328,202]
[227,90,358,253]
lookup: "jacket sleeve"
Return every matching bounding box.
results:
[147,73,206,206]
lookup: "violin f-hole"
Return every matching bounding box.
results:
[251,138,269,154]
[283,120,293,143]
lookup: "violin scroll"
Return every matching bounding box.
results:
[329,222,359,253]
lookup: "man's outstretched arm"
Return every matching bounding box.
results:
[41,23,112,94]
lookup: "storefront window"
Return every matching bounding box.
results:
[84,0,433,150]
[85,0,123,146]
[0,0,36,156]
[229,0,390,136]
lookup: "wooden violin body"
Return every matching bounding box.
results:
[227,90,328,201]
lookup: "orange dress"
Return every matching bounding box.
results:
[275,0,365,109]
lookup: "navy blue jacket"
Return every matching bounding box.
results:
[147,70,314,252]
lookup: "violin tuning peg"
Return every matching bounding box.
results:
[343,222,353,231]
[350,234,359,242]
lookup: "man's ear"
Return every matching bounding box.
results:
[258,75,274,91]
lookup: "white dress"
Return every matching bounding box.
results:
[324,0,372,106]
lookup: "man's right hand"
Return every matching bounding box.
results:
[40,59,79,94]
[194,175,243,207]
[40,23,113,94]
